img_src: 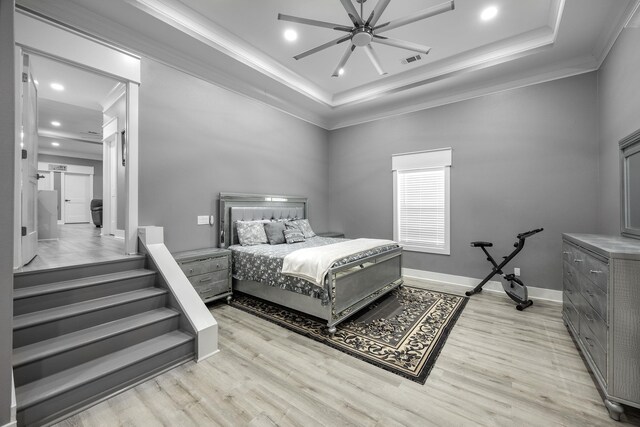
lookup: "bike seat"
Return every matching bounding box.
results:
[471,241,493,248]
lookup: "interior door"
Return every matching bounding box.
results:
[64,174,91,223]
[20,53,38,265]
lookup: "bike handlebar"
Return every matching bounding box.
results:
[517,228,544,240]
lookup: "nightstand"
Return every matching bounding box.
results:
[317,232,345,238]
[173,248,232,304]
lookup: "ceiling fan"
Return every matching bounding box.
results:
[278,0,455,77]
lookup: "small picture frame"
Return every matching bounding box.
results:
[121,130,127,167]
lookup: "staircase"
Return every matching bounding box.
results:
[13,256,195,426]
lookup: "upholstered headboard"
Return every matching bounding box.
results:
[218,193,308,248]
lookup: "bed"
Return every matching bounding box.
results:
[218,193,403,334]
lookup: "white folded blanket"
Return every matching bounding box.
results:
[281,238,397,286]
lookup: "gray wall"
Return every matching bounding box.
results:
[328,73,600,291]
[0,1,15,424]
[38,154,103,199]
[138,59,330,252]
[597,28,640,235]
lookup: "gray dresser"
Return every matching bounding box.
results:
[562,234,640,420]
[173,248,232,304]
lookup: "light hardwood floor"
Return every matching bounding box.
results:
[17,223,127,272]
[55,279,640,426]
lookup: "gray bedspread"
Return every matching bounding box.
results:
[230,237,399,305]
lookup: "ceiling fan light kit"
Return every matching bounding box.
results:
[278,0,455,77]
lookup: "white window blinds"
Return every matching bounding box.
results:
[393,148,451,255]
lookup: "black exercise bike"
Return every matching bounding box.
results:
[466,228,543,311]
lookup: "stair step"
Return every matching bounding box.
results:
[13,269,157,315]
[13,288,168,348]
[13,308,180,386]
[16,331,194,426]
[14,255,147,289]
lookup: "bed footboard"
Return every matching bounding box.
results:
[328,247,403,329]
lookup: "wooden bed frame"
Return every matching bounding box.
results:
[218,193,403,334]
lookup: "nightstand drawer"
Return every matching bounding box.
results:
[199,280,231,301]
[190,270,229,289]
[179,255,228,276]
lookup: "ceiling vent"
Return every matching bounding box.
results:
[401,55,422,65]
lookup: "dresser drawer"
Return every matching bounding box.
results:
[563,296,579,332]
[562,243,574,263]
[580,276,608,323]
[584,256,608,292]
[179,255,228,277]
[580,316,607,383]
[580,301,607,350]
[563,261,580,296]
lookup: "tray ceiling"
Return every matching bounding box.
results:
[16,0,640,129]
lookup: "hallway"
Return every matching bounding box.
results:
[18,223,128,272]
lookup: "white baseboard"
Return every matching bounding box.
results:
[402,268,562,303]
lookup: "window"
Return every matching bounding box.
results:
[392,148,451,254]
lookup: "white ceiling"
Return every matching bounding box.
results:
[28,54,119,158]
[17,0,640,129]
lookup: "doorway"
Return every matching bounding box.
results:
[14,11,141,270]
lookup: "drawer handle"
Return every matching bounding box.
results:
[589,270,603,275]
[584,336,594,347]
[563,251,571,255]
[574,259,584,263]
[567,289,573,294]
[199,276,213,283]
[584,290,594,297]
[585,314,594,322]
[189,268,194,274]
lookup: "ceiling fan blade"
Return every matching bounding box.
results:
[374,0,454,33]
[372,36,431,54]
[332,44,356,77]
[365,0,391,27]
[293,34,352,60]
[339,0,364,26]
[278,13,353,32]
[364,44,387,76]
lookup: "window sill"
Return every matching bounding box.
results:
[400,244,450,255]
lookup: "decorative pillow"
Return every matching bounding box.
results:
[263,221,286,245]
[284,229,305,244]
[236,221,268,246]
[290,219,316,238]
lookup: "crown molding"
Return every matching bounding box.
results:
[123,0,332,106]
[595,0,640,67]
[327,54,599,130]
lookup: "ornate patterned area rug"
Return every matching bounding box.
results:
[230,286,468,384]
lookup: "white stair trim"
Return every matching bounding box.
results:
[403,268,562,303]
[138,226,219,361]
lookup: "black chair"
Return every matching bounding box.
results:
[90,199,103,228]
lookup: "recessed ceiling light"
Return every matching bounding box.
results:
[51,121,61,127]
[284,29,298,42]
[51,142,60,147]
[480,6,498,21]
[338,68,345,76]
[50,82,65,91]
